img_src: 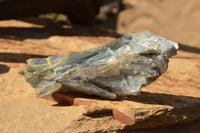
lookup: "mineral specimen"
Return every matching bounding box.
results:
[20,31,178,99]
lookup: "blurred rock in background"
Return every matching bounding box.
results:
[116,0,200,49]
[0,0,101,25]
[94,0,200,49]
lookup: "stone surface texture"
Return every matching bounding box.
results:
[21,31,178,99]
[0,19,200,133]
[46,92,200,132]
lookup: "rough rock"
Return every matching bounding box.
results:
[0,19,200,133]
[20,30,178,99]
[43,91,200,132]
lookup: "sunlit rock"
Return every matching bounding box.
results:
[20,30,178,99]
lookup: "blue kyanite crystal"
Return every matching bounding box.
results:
[20,31,178,99]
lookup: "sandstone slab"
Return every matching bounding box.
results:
[44,90,200,132]
[0,19,200,133]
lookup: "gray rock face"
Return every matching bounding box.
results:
[20,31,178,99]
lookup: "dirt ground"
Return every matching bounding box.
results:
[0,0,200,132]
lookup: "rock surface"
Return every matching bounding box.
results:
[44,91,200,132]
[20,30,178,99]
[117,0,200,49]
[0,19,200,133]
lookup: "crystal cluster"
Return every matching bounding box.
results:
[20,31,178,99]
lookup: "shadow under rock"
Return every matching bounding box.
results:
[179,43,200,54]
[0,53,47,63]
[0,64,10,74]
[118,119,200,133]
[0,25,121,41]
[125,91,200,106]
[50,91,200,108]
[172,56,200,59]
